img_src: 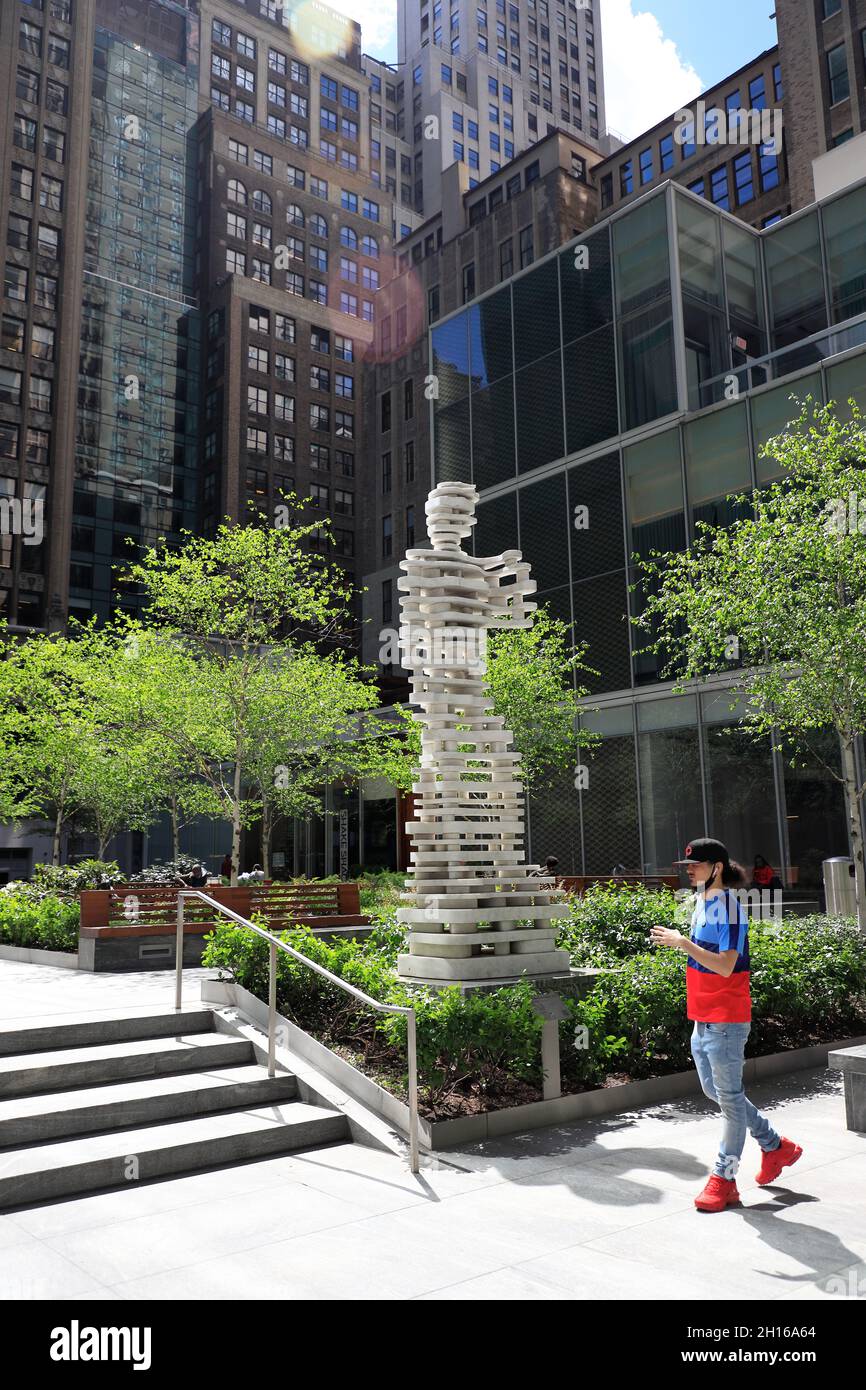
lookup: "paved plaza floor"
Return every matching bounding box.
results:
[0,958,864,1301]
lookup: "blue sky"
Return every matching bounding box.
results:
[340,0,780,140]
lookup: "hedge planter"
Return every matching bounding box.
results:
[0,943,78,970]
[200,978,866,1150]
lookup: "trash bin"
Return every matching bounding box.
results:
[823,857,857,917]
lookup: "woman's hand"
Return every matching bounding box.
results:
[650,926,687,950]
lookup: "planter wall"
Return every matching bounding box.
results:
[0,943,78,969]
[200,978,866,1150]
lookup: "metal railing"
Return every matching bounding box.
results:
[175,890,419,1172]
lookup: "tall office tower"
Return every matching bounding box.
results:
[396,0,606,218]
[775,0,866,210]
[0,0,404,632]
[1,0,201,629]
[196,0,399,607]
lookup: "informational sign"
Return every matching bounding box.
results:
[272,852,285,868]
[339,809,349,881]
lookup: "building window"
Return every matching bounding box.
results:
[600,172,613,208]
[382,515,392,557]
[47,33,70,67]
[275,313,295,342]
[20,22,42,58]
[710,164,729,210]
[759,142,780,191]
[404,378,414,420]
[519,225,534,268]
[659,133,674,172]
[229,138,248,164]
[823,0,842,16]
[733,151,754,205]
[620,159,633,196]
[748,74,766,110]
[462,262,475,302]
[827,45,850,104]
[639,147,653,184]
[381,390,392,433]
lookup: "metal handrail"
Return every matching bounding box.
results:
[175,890,419,1173]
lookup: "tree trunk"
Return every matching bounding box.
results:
[97,834,108,861]
[841,736,866,932]
[230,756,242,887]
[52,807,63,867]
[261,799,272,881]
[171,797,181,862]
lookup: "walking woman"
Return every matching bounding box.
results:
[651,838,802,1212]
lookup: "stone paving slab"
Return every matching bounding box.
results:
[0,958,864,1301]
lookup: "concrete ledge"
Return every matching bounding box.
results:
[199,977,866,1151]
[0,943,78,970]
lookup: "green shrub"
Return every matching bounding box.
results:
[0,892,80,952]
[557,881,683,966]
[6,860,123,903]
[200,899,866,1117]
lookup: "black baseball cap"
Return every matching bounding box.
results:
[673,837,730,866]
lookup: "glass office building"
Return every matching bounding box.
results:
[430,178,866,889]
[70,6,200,621]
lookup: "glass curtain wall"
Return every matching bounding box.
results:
[72,19,200,620]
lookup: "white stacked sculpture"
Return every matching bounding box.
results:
[396,481,571,985]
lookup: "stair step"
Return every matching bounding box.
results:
[0,1034,253,1099]
[0,1065,298,1146]
[0,1102,349,1208]
[0,1008,215,1058]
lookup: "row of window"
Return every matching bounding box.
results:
[223,251,375,319]
[0,423,50,468]
[0,367,54,413]
[13,114,65,164]
[10,161,64,210]
[380,440,416,497]
[225,177,380,223]
[243,308,355,363]
[4,263,58,309]
[245,392,355,432]
[15,65,68,113]
[603,68,782,206]
[1,313,55,360]
[240,438,355,477]
[246,351,354,397]
[825,31,866,106]
[379,378,415,435]
[18,19,70,67]
[8,211,60,258]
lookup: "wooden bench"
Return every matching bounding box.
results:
[78,883,370,972]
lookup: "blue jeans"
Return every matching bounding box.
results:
[690,1021,781,1179]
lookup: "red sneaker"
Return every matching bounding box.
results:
[695,1174,741,1212]
[755,1136,802,1186]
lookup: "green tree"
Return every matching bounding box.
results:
[120,510,383,882]
[0,624,111,864]
[633,396,866,929]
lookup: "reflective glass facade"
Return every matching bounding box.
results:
[71,12,200,620]
[431,181,866,886]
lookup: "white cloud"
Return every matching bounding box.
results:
[599,0,704,142]
[332,0,399,60]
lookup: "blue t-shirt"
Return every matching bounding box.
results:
[687,891,751,1023]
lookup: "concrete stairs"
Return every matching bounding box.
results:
[0,1007,349,1209]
